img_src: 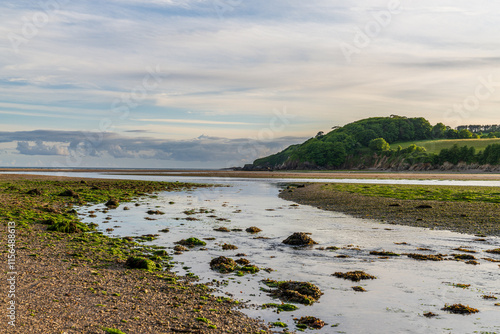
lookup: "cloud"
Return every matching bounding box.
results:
[2,130,306,165]
[16,140,69,156]
[134,118,260,125]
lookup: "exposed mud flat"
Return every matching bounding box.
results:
[280,183,500,237]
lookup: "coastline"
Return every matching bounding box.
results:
[2,171,500,333]
[2,168,500,181]
[0,174,271,334]
[279,183,500,237]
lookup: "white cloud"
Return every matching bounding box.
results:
[16,140,69,156]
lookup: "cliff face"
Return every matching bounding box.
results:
[244,154,500,172]
[341,154,500,172]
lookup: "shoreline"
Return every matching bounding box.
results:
[279,183,500,237]
[0,174,272,334]
[2,168,500,181]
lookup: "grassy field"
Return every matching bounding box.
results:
[390,138,500,154]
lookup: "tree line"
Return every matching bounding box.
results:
[377,141,500,166]
[456,124,500,134]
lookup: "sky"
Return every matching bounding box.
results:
[1,0,500,168]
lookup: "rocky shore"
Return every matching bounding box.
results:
[0,174,271,334]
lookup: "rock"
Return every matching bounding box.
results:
[210,256,237,273]
[221,243,238,250]
[175,237,206,247]
[147,210,165,215]
[152,250,169,256]
[245,226,262,233]
[235,258,250,265]
[125,256,157,270]
[415,204,433,209]
[282,232,318,246]
[59,189,79,198]
[174,245,188,252]
[297,316,325,329]
[262,280,323,305]
[453,254,476,260]
[214,227,230,232]
[27,188,43,195]
[105,198,120,208]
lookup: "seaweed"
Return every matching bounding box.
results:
[405,253,444,261]
[282,232,317,246]
[441,304,479,314]
[261,280,322,305]
[296,316,325,329]
[332,271,376,282]
[175,238,206,247]
[125,256,157,271]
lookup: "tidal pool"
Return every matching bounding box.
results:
[74,176,500,334]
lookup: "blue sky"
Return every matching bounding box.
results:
[1,0,500,168]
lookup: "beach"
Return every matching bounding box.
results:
[1,171,499,333]
[0,174,271,334]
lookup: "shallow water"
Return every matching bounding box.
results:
[66,174,500,334]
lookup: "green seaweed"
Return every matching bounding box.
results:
[262,303,298,312]
[103,328,126,334]
[125,256,157,271]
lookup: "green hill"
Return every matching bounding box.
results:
[251,116,500,170]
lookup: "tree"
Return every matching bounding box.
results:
[357,129,379,146]
[398,120,415,141]
[432,123,447,139]
[411,117,432,139]
[479,144,500,165]
[458,129,473,139]
[369,138,390,151]
[445,128,458,139]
